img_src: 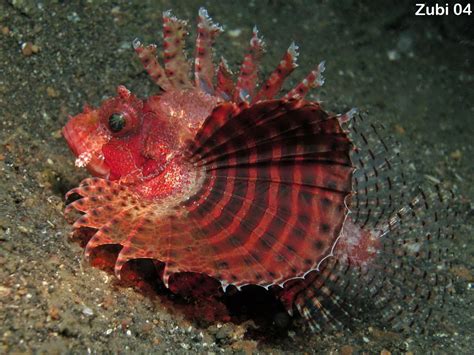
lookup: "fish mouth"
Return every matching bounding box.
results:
[62,122,110,178]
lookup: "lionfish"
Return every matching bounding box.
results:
[62,8,460,333]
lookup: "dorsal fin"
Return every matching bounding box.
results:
[216,57,234,100]
[133,40,172,91]
[284,61,325,100]
[234,27,265,103]
[162,10,192,88]
[194,7,223,94]
[253,42,299,102]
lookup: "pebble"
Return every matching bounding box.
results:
[393,124,405,134]
[424,174,441,184]
[215,327,229,341]
[46,87,60,98]
[0,286,11,298]
[111,6,121,16]
[340,345,354,355]
[48,306,60,320]
[141,322,153,334]
[67,12,81,23]
[82,307,94,316]
[450,149,462,161]
[387,49,400,61]
[21,42,40,56]
[18,225,30,234]
[231,339,258,353]
[228,29,242,38]
[451,265,473,281]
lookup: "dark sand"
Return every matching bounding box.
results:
[0,0,472,353]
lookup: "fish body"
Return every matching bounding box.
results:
[63,8,458,332]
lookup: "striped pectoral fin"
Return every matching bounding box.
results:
[190,99,301,161]
[65,178,166,261]
[292,261,356,332]
[291,183,463,332]
[65,175,350,290]
[65,178,221,285]
[178,98,354,288]
[176,173,349,288]
[191,99,351,168]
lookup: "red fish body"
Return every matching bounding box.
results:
[63,8,458,332]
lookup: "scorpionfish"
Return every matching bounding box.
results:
[63,8,459,332]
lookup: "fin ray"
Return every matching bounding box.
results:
[162,10,191,88]
[234,27,265,102]
[194,7,223,93]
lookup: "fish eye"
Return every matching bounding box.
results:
[99,92,143,137]
[108,113,126,132]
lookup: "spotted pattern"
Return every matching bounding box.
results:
[194,8,222,93]
[162,11,191,88]
[133,42,171,91]
[233,28,265,102]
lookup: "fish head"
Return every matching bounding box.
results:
[62,85,177,182]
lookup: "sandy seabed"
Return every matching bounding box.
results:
[0,0,472,353]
